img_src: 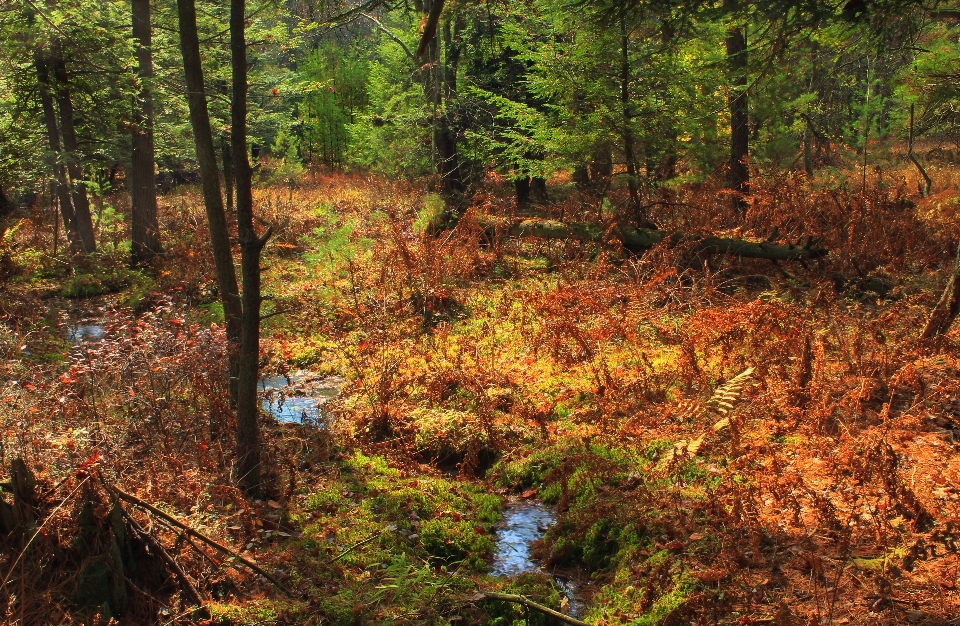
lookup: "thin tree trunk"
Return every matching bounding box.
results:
[222,134,234,215]
[726,26,749,216]
[620,15,642,224]
[50,40,96,253]
[34,47,80,253]
[130,0,163,266]
[232,0,267,493]
[176,0,243,404]
[909,104,932,197]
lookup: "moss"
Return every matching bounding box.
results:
[630,571,697,626]
[208,601,280,625]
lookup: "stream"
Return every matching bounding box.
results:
[63,320,340,425]
[65,323,106,345]
[258,370,342,424]
[492,500,586,619]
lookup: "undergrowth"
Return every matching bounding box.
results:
[2,167,960,624]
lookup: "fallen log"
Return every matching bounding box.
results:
[479,216,829,261]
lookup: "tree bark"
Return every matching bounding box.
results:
[130,0,163,266]
[50,40,96,253]
[176,0,243,404]
[726,26,749,216]
[232,0,266,493]
[477,216,828,261]
[221,134,234,215]
[34,47,80,253]
[620,14,643,224]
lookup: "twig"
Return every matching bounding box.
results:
[103,481,295,596]
[118,503,207,612]
[471,592,588,626]
[329,530,383,563]
[122,566,173,611]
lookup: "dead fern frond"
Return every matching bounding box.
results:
[706,366,754,415]
[659,367,754,467]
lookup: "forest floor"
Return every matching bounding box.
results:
[4,163,960,625]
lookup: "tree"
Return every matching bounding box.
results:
[175,0,243,408]
[726,24,749,215]
[33,45,81,252]
[417,0,465,201]
[231,0,271,492]
[49,39,97,253]
[130,0,163,266]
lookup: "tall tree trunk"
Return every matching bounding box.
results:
[176,0,243,405]
[221,134,234,215]
[34,47,80,253]
[726,25,749,216]
[130,0,163,266]
[50,41,96,253]
[232,0,267,493]
[438,12,464,197]
[655,24,678,183]
[620,15,644,225]
[419,0,463,202]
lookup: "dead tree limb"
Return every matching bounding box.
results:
[103,481,294,596]
[117,503,208,611]
[480,216,829,261]
[471,592,587,625]
[920,245,960,340]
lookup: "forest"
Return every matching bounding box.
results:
[4,0,960,623]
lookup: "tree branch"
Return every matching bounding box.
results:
[360,13,415,61]
[103,481,295,596]
[471,592,587,626]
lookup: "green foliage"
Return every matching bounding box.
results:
[300,42,370,167]
[345,20,433,179]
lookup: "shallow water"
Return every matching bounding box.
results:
[491,501,587,618]
[66,324,106,344]
[491,501,555,577]
[258,371,341,424]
